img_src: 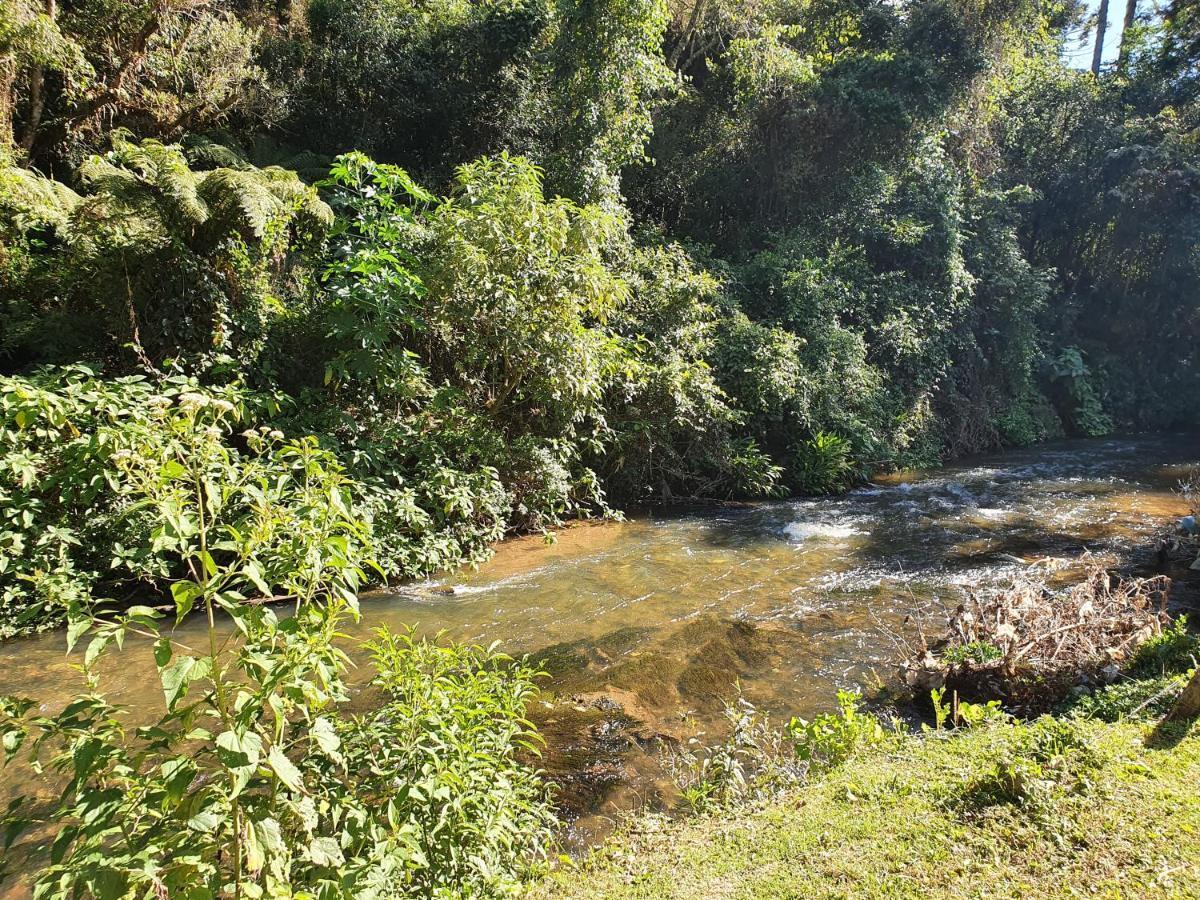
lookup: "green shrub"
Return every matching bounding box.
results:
[665,695,807,813]
[324,629,555,896]
[788,690,885,773]
[961,716,1098,814]
[1068,672,1192,722]
[1047,348,1113,437]
[790,431,854,495]
[600,240,782,502]
[315,151,626,570]
[0,136,329,372]
[941,640,1004,666]
[0,366,283,637]
[0,404,553,896]
[994,389,1061,447]
[1128,615,1199,678]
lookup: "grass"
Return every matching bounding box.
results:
[533,717,1200,899]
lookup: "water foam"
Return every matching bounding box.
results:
[784,521,863,542]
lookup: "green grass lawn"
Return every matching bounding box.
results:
[535,717,1200,899]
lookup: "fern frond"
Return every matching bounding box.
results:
[0,164,81,232]
[260,167,334,230]
[198,168,283,238]
[183,134,252,171]
[105,138,209,228]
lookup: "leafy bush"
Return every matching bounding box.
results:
[0,135,330,372]
[0,407,553,896]
[790,431,854,495]
[941,641,1004,667]
[314,151,627,565]
[1127,615,1199,677]
[318,630,555,897]
[600,240,782,502]
[0,366,283,637]
[1068,672,1193,723]
[1,391,376,894]
[788,690,885,774]
[1046,348,1113,437]
[664,696,806,813]
[960,716,1099,815]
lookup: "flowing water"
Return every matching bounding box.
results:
[1,434,1197,853]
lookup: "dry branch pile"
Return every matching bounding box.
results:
[902,565,1172,706]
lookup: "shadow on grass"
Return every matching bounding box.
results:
[1145,714,1198,750]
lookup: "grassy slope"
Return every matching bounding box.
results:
[535,719,1200,899]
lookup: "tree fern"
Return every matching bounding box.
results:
[0,162,79,231]
[2,135,332,370]
[96,136,210,230]
[197,168,279,239]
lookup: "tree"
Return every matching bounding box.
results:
[2,0,276,168]
[0,134,331,370]
[1092,0,1111,74]
[548,0,674,201]
[1119,0,1138,64]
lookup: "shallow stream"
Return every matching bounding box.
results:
[1,434,1197,849]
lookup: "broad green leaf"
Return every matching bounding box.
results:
[215,729,262,771]
[306,836,344,868]
[311,717,341,760]
[153,637,172,668]
[243,561,272,598]
[159,655,198,710]
[170,580,204,622]
[83,634,110,668]
[160,459,187,480]
[255,817,284,854]
[65,618,91,654]
[266,746,304,793]
[186,807,221,834]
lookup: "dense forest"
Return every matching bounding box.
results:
[1,0,1199,894]
[4,0,1200,606]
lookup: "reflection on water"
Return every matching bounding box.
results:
[1,434,1197,849]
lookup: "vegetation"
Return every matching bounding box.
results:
[2,0,1198,620]
[662,690,887,813]
[901,565,1174,709]
[2,0,1200,893]
[0,376,552,896]
[540,690,1200,898]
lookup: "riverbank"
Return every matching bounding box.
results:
[530,515,1200,898]
[535,715,1200,898]
[2,435,1195,858]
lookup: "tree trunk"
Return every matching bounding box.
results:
[0,57,15,153]
[1168,667,1200,722]
[19,0,57,154]
[1118,0,1138,65]
[1092,0,1111,75]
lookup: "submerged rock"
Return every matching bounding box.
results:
[523,615,814,823]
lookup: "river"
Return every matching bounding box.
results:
[1,433,1196,850]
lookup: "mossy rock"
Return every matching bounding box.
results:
[602,653,686,709]
[676,663,740,704]
[530,626,656,679]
